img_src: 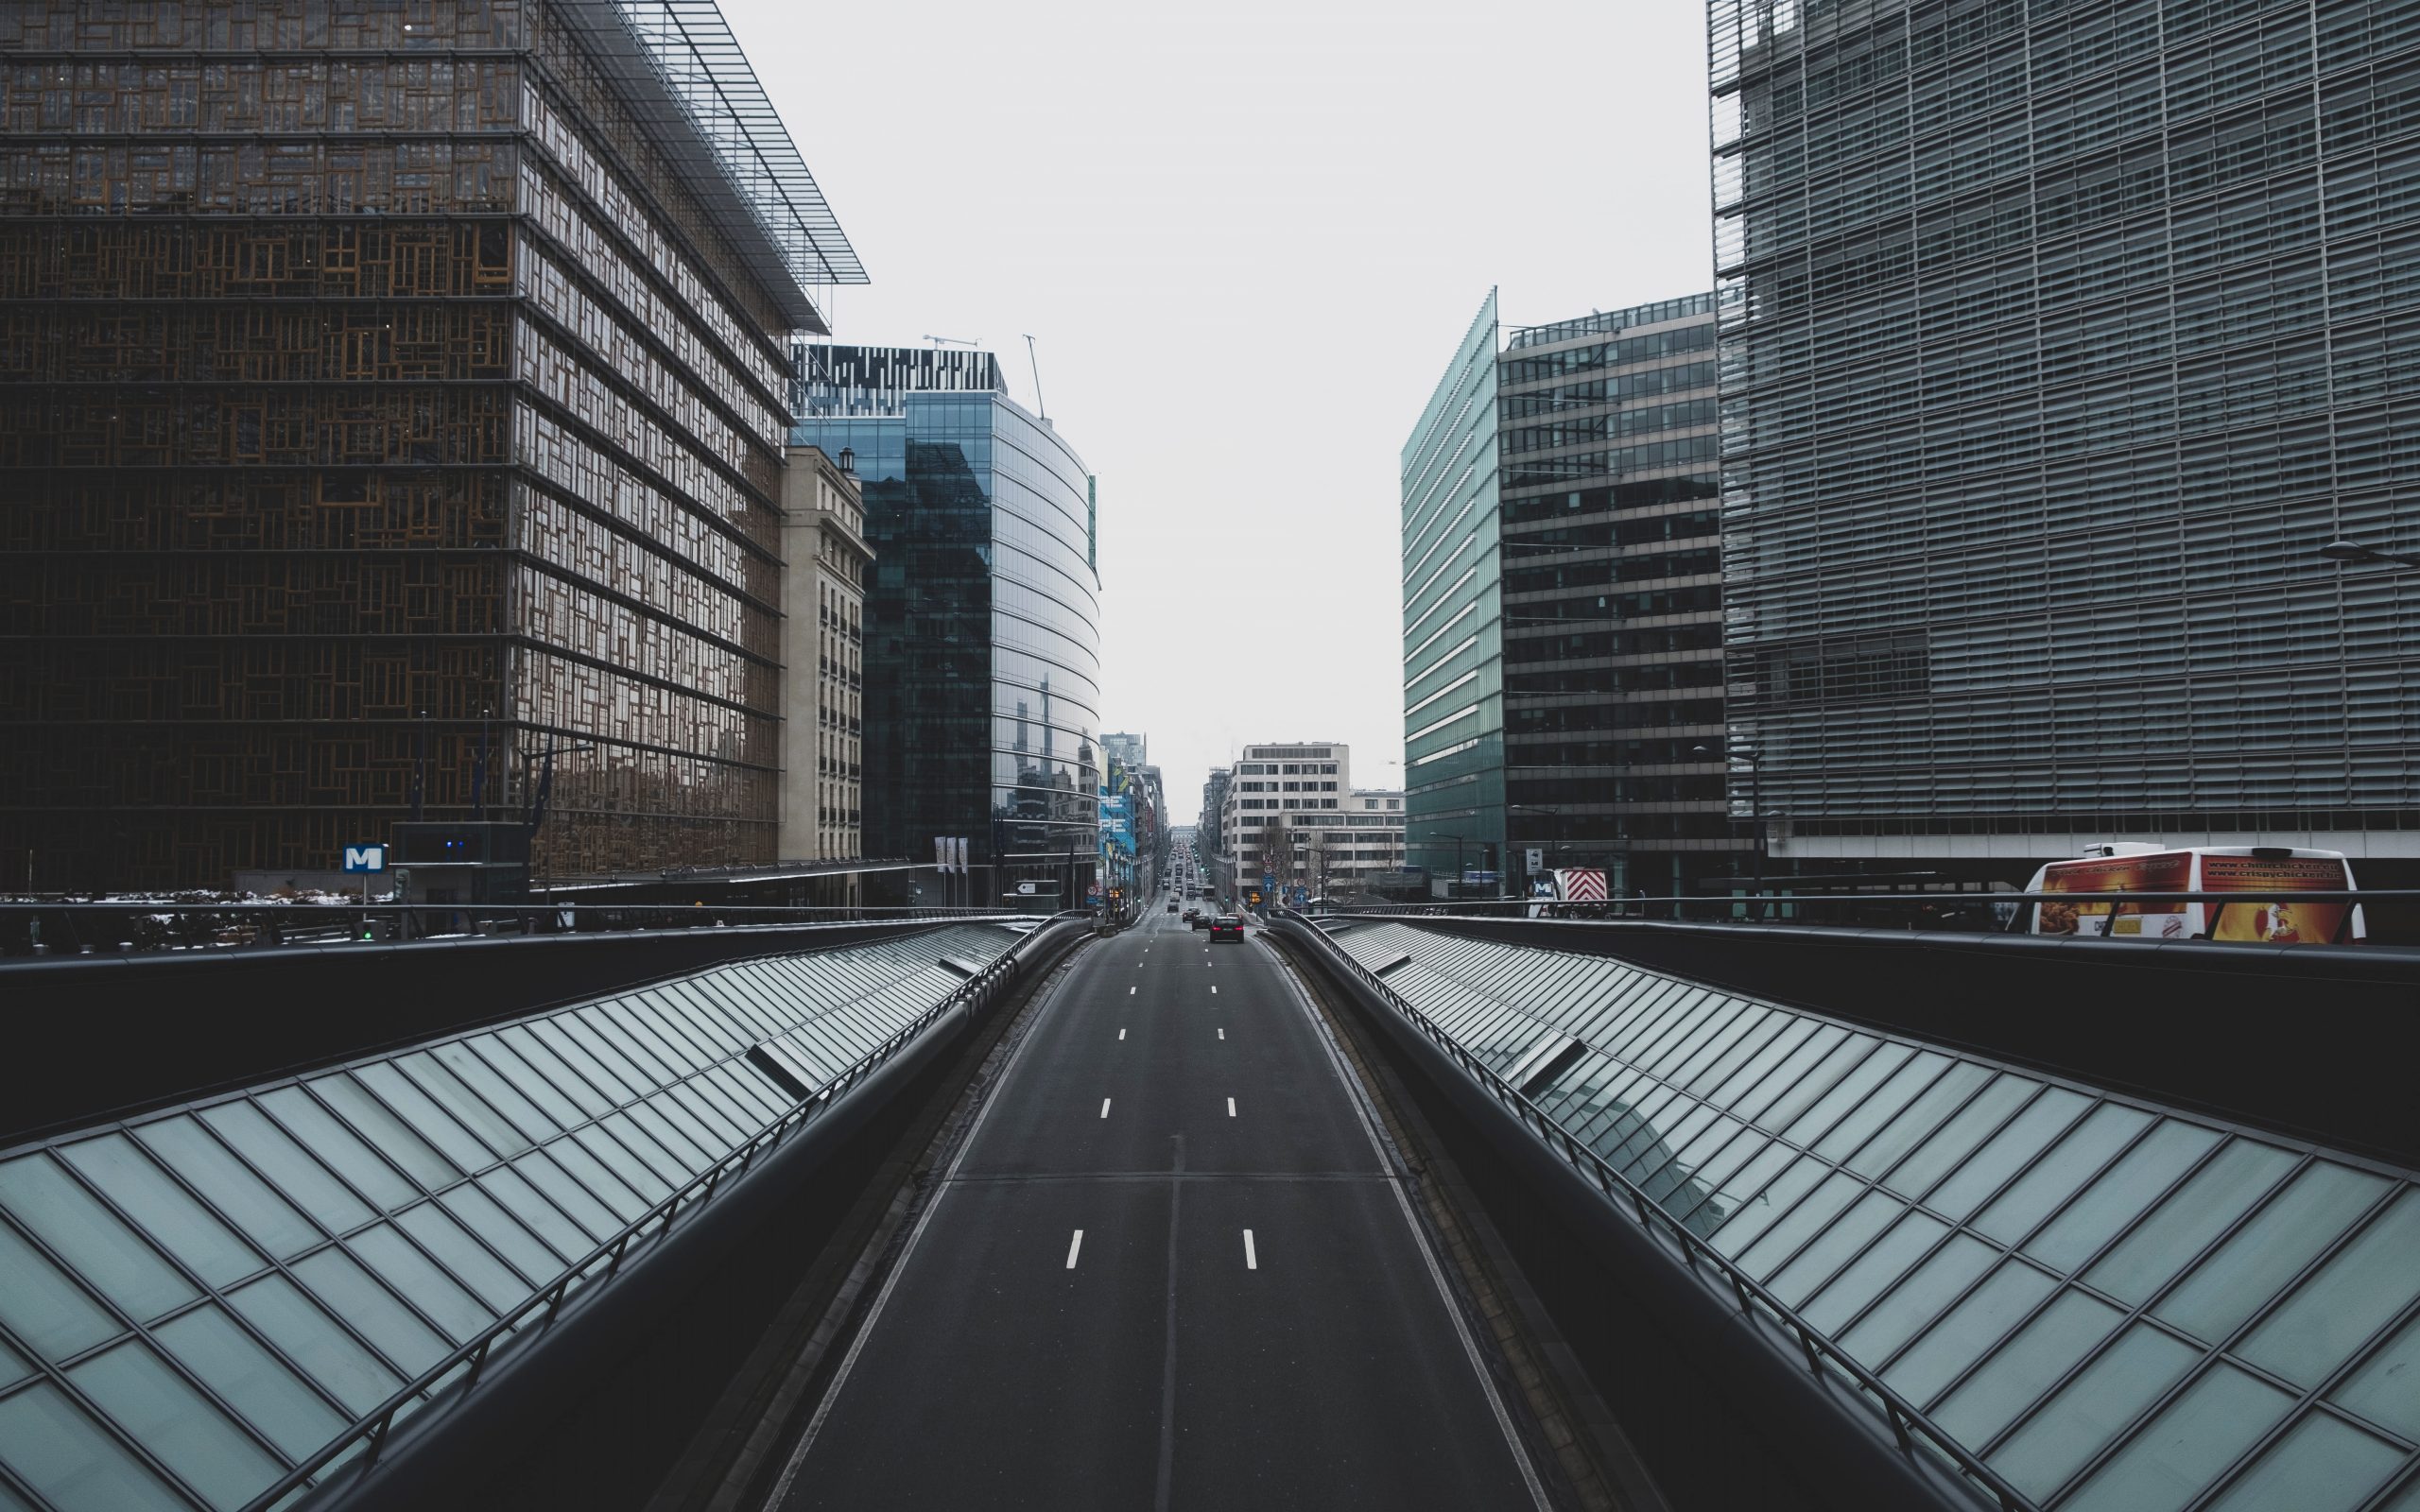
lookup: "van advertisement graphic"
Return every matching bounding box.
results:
[2202,854,2351,944]
[2035,851,2190,936]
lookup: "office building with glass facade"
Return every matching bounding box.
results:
[0,0,864,891]
[793,346,1103,906]
[1709,0,2420,875]
[1404,291,1741,898]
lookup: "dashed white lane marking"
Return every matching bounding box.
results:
[1218,1027,1225,1040]
[1243,1229,1257,1269]
[1099,1098,1112,1119]
[1066,1230,1084,1269]
[1226,1097,1236,1118]
[1130,986,1136,995]
[1119,1028,1126,1040]
[1210,985,1218,995]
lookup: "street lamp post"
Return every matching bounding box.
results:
[1418,830,1466,901]
[1696,742,1766,910]
[2320,540,2420,571]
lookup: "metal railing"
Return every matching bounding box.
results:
[1341,889,2411,943]
[238,914,1083,1511]
[0,901,1036,959]
[1277,913,2034,1512]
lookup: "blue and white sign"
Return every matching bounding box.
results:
[342,844,388,874]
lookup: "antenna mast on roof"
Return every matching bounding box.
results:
[922,335,978,349]
[1024,334,1048,421]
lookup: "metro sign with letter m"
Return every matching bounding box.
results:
[342,844,388,874]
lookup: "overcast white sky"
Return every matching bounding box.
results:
[724,0,1717,816]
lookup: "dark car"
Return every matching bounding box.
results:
[1166,901,1178,913]
[1189,911,1211,930]
[1209,915,1244,942]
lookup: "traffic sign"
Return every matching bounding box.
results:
[342,844,387,874]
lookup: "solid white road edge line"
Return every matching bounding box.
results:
[1066,1229,1084,1269]
[1243,1228,1257,1269]
[1269,946,1554,1511]
[764,932,1092,1510]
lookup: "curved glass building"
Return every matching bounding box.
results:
[794,347,1103,905]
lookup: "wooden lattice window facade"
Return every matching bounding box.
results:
[0,0,796,888]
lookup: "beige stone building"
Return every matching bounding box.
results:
[780,446,873,880]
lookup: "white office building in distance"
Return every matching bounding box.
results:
[1214,744,1404,899]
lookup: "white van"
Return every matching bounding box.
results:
[2021,843,2364,944]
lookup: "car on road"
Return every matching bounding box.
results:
[1209,915,1244,941]
[1166,900,1178,913]
[1189,911,1211,930]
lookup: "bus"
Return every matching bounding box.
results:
[2021,843,2364,943]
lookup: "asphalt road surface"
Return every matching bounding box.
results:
[764,906,1548,1511]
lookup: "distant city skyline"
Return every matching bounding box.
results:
[719,0,1718,805]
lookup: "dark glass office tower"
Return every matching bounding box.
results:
[1405,291,1737,899]
[1498,294,1736,896]
[794,346,1103,905]
[0,0,861,889]
[1711,0,2420,877]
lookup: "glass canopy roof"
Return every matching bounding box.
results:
[0,923,1020,1512]
[1322,919,2420,1512]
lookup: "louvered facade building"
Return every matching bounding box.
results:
[0,0,863,889]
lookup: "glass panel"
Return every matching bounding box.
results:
[1881,1257,2059,1407]
[494,1026,612,1119]
[1675,1138,1791,1235]
[1846,1062,1990,1178]
[1771,1189,1907,1308]
[304,1073,460,1193]
[1813,1052,1954,1163]
[591,1116,682,1194]
[2202,1410,2404,1512]
[472,1166,595,1263]
[253,1088,415,1209]
[526,1020,636,1106]
[194,1103,372,1238]
[0,1382,189,1512]
[2156,1160,2391,1345]
[58,1135,261,1289]
[1742,1028,1865,1130]
[2330,1313,2420,1440]
[547,1136,651,1218]
[345,1224,492,1344]
[2084,1141,2297,1306]
[429,1042,559,1143]
[1705,1016,1816,1107]
[0,1155,195,1325]
[2238,1190,2420,1389]
[0,1336,27,1388]
[69,1339,282,1510]
[1804,1211,1950,1335]
[1984,1321,2199,1499]
[2060,1363,2294,1512]
[225,1274,402,1416]
[394,1055,533,1160]
[434,1183,566,1286]
[508,1149,619,1243]
[2025,1120,2219,1274]
[153,1303,346,1461]
[1974,1103,2151,1247]
[393,1203,533,1313]
[469,1036,587,1128]
[1708,1155,1827,1258]
[1934,1287,2125,1440]
[347,1064,494,1174]
[0,1218,118,1360]
[1782,1042,1915,1148]
[1738,1172,1868,1281]
[1924,1086,2089,1219]
[1883,1074,2037,1200]
[288,1248,448,1377]
[625,1102,711,1176]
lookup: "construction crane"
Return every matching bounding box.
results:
[922,335,978,349]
